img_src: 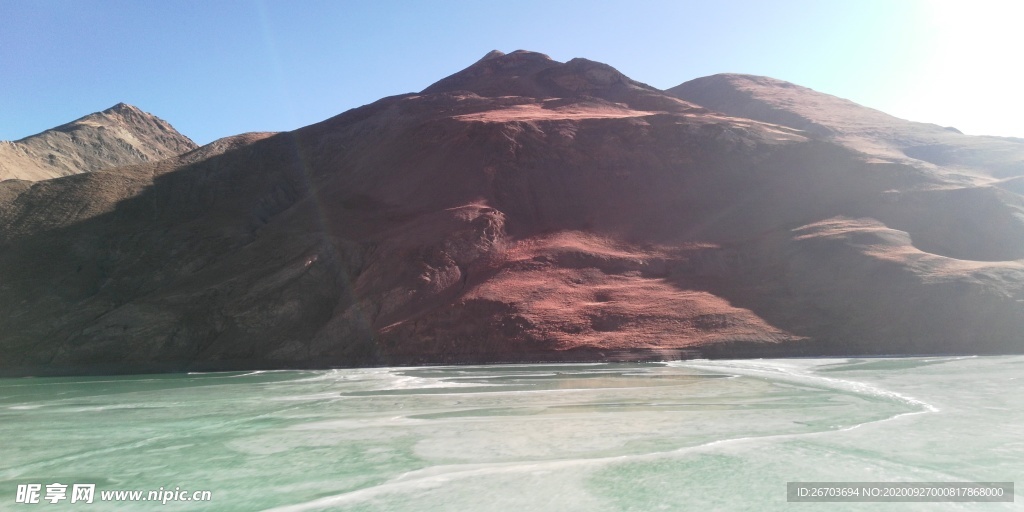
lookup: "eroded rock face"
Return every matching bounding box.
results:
[0,103,197,182]
[1,51,1022,376]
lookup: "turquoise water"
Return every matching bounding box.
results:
[1,357,1021,511]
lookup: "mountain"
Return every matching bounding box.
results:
[0,103,197,182]
[1,51,1022,376]
[668,74,1024,262]
[668,74,1024,179]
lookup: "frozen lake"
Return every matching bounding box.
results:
[2,357,1021,510]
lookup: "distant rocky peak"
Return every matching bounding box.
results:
[57,102,162,132]
[100,102,166,125]
[106,102,139,113]
[0,103,197,181]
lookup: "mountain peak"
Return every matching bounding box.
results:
[477,49,505,62]
[0,104,197,181]
[475,49,553,63]
[420,49,674,113]
[103,102,143,114]
[62,103,164,132]
[423,49,560,96]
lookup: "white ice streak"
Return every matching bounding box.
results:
[289,367,509,393]
[669,359,939,413]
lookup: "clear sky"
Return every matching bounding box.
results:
[2,0,1021,145]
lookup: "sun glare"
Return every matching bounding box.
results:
[908,0,1024,136]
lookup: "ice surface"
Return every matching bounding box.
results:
[1,358,1021,511]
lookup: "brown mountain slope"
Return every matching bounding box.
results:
[670,73,1024,262]
[0,103,197,181]
[1,51,1022,376]
[667,74,1024,180]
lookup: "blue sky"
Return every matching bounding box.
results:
[2,0,1021,144]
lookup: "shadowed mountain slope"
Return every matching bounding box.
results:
[1,52,1022,376]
